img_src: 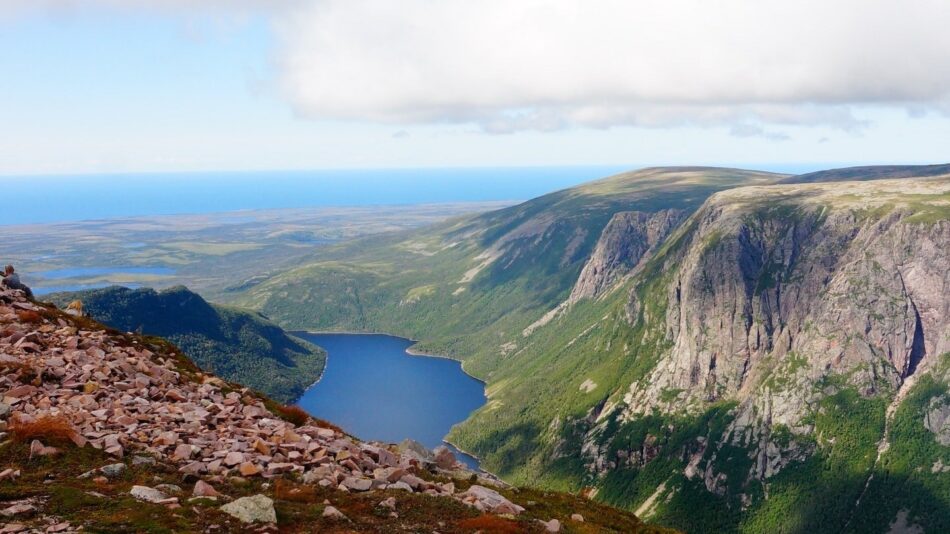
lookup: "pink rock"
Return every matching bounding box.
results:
[224,451,245,467]
[172,443,195,461]
[239,462,261,476]
[193,480,220,497]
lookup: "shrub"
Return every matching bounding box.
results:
[9,414,77,445]
[456,515,524,533]
[313,418,344,434]
[273,404,310,427]
[16,310,43,323]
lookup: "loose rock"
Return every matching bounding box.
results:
[219,494,276,524]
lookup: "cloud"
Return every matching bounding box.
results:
[7,0,950,134]
[391,130,410,139]
[729,124,789,142]
[273,0,950,133]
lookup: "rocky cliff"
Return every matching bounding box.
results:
[562,176,950,533]
[570,209,686,302]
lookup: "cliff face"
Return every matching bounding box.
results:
[624,180,950,420]
[564,177,950,532]
[570,209,686,302]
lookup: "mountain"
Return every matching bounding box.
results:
[225,164,950,533]
[779,163,950,184]
[46,285,324,403]
[228,167,784,378]
[0,285,668,532]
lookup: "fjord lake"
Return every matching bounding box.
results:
[294,333,486,469]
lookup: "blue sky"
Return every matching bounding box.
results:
[2,1,949,175]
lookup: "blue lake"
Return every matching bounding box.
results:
[294,333,486,470]
[37,266,176,279]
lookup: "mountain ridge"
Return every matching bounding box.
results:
[223,163,950,533]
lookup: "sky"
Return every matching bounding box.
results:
[2,0,950,175]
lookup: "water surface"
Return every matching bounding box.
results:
[295,333,485,469]
[38,266,176,279]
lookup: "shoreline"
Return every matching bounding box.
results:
[290,329,498,479]
[293,329,488,387]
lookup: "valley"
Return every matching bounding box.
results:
[221,164,950,533]
[6,163,949,532]
[1,202,509,297]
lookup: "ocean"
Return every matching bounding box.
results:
[3,166,631,225]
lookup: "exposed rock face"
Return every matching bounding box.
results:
[623,181,950,423]
[924,396,950,445]
[571,178,950,510]
[570,209,686,302]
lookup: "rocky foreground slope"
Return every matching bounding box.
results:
[0,285,668,533]
[47,285,324,404]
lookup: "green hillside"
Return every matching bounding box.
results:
[227,167,783,378]
[224,165,950,532]
[47,285,325,403]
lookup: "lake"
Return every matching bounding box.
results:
[37,266,176,279]
[294,333,486,470]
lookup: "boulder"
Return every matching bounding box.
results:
[398,439,434,462]
[459,485,525,515]
[219,495,276,524]
[433,446,459,470]
[193,480,220,497]
[99,463,126,478]
[130,485,170,504]
[322,505,347,520]
[239,462,261,477]
[0,503,36,518]
[341,477,372,492]
[379,497,397,511]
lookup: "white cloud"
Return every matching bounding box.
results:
[273,0,950,132]
[7,0,950,135]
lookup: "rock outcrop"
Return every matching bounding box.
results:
[623,179,950,420]
[570,209,686,301]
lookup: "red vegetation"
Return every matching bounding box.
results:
[273,479,316,502]
[16,310,43,323]
[456,515,525,533]
[313,417,345,434]
[9,415,77,445]
[273,404,311,426]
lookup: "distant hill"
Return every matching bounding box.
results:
[47,285,324,403]
[781,163,950,183]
